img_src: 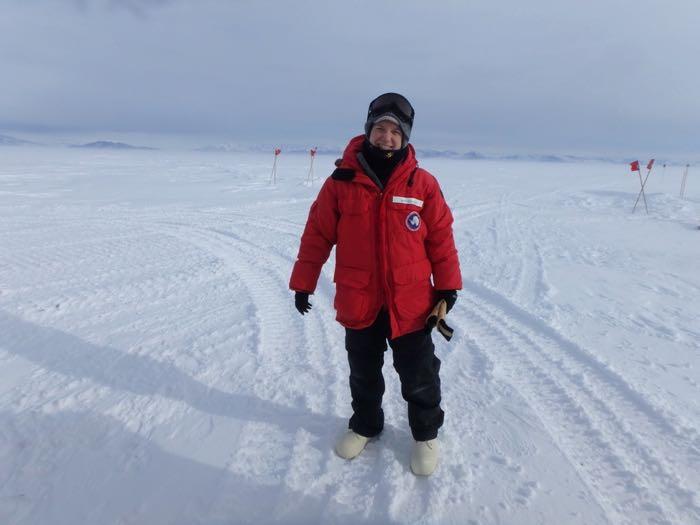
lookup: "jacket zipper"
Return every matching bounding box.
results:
[375,190,385,310]
[379,189,399,337]
[360,163,416,337]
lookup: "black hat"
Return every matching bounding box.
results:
[364,92,415,148]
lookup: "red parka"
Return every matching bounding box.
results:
[289,135,462,339]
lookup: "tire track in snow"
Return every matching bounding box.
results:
[155,221,319,497]
[143,211,349,426]
[162,218,374,516]
[461,191,556,314]
[504,220,548,310]
[451,201,504,223]
[458,282,700,525]
[219,214,351,419]
[159,223,291,394]
[1,217,203,301]
[207,223,347,418]
[156,218,344,422]
[492,192,551,311]
[201,210,304,238]
[0,210,249,430]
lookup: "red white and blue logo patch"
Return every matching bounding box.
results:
[405,211,421,231]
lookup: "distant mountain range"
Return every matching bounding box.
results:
[198,144,344,156]
[71,141,157,150]
[201,143,648,165]
[1,133,688,166]
[1,136,157,150]
[197,144,602,163]
[415,148,639,164]
[0,133,36,146]
[200,142,659,165]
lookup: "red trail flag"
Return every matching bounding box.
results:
[646,159,655,170]
[630,160,640,172]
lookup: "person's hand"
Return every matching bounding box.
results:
[426,290,457,341]
[294,292,312,315]
[435,290,457,313]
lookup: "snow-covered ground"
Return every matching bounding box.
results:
[1,146,698,525]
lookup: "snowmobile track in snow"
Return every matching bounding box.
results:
[154,217,348,419]
[156,211,700,524]
[458,281,700,525]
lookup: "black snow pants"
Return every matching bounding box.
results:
[345,308,444,441]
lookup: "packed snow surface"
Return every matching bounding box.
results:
[1,147,699,525]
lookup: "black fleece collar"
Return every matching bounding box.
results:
[361,139,407,188]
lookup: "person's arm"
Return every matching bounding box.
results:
[421,176,462,292]
[289,177,339,294]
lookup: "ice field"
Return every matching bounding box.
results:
[0,146,698,524]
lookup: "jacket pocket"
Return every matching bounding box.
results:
[333,266,371,324]
[392,259,434,320]
[388,198,426,240]
[339,199,369,215]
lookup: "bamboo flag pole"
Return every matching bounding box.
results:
[680,164,690,198]
[633,158,654,213]
[306,147,317,185]
[630,160,648,214]
[270,148,281,184]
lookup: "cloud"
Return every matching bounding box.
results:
[1,1,698,156]
[70,0,179,16]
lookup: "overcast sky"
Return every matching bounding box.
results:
[1,0,698,156]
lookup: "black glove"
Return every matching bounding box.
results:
[294,291,312,315]
[436,290,457,313]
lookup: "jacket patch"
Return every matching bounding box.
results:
[405,211,421,231]
[331,168,355,181]
[392,195,424,208]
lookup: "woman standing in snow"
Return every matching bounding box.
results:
[289,93,462,476]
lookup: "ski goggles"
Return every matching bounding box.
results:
[367,93,414,125]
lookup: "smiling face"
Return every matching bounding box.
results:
[369,120,403,151]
